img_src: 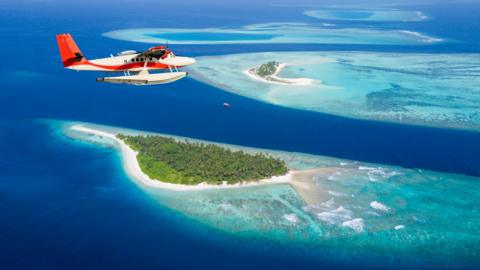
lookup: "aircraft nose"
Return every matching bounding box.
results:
[161,56,196,67]
[183,57,196,66]
[175,56,195,66]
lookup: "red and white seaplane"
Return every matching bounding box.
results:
[56,33,196,85]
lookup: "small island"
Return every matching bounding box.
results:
[70,124,328,200]
[255,61,281,77]
[244,61,314,85]
[117,134,289,185]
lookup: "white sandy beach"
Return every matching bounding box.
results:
[243,62,314,86]
[70,125,294,191]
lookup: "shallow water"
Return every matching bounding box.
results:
[189,52,480,130]
[148,32,281,42]
[304,9,429,22]
[104,22,442,45]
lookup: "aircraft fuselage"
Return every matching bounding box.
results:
[69,53,196,72]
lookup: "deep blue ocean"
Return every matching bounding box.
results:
[1,0,479,269]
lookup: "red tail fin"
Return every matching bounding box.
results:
[56,33,87,67]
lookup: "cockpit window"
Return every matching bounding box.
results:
[152,50,166,59]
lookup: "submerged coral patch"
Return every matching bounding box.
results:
[103,23,441,45]
[304,9,429,22]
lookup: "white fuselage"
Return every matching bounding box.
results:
[68,52,196,72]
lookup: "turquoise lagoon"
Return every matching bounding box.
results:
[304,9,429,22]
[188,52,480,130]
[103,23,442,45]
[62,121,480,265]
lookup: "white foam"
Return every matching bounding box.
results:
[368,174,380,182]
[321,197,335,208]
[342,218,364,233]
[398,30,443,43]
[328,190,343,197]
[359,166,401,181]
[283,213,299,224]
[317,206,352,224]
[358,166,376,171]
[394,225,405,230]
[327,171,342,181]
[370,201,390,212]
[415,11,429,21]
[218,203,231,212]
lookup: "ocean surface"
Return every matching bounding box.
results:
[1,0,479,269]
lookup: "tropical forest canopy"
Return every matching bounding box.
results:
[118,135,289,185]
[255,61,279,77]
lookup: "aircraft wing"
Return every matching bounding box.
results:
[97,72,187,85]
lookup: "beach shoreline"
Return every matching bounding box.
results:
[70,125,294,191]
[243,62,314,86]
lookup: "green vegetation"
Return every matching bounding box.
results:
[255,61,279,77]
[118,134,289,185]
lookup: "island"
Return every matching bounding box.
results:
[244,61,314,85]
[69,124,326,197]
[117,134,289,185]
[255,61,280,77]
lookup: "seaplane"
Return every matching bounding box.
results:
[56,33,196,85]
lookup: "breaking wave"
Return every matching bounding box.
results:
[370,201,390,212]
[321,197,336,208]
[358,166,401,181]
[328,171,342,181]
[328,190,344,197]
[283,213,299,224]
[317,206,352,225]
[342,218,364,233]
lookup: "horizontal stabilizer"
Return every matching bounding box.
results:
[97,72,187,85]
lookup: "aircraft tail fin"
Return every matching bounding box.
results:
[56,33,87,67]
